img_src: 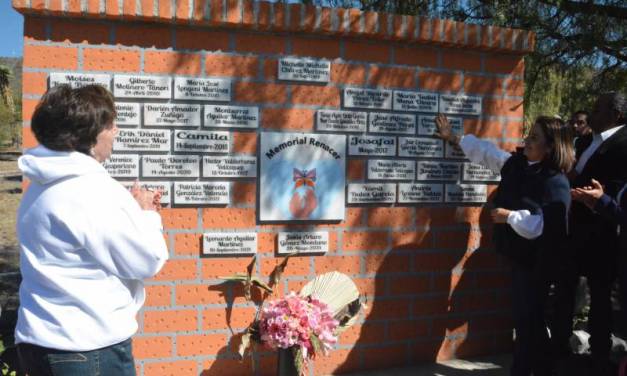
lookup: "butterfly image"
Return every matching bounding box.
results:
[293,168,316,189]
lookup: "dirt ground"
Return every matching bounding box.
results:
[0,154,20,274]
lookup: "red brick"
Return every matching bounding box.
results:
[139,0,154,18]
[389,275,430,295]
[83,49,140,72]
[261,108,314,131]
[483,98,524,118]
[22,72,47,96]
[291,86,340,106]
[442,50,482,72]
[144,285,171,306]
[261,256,310,278]
[412,295,449,316]
[418,71,462,92]
[389,320,430,341]
[234,82,287,104]
[362,344,408,369]
[202,358,254,376]
[504,77,524,96]
[302,5,316,32]
[24,45,78,70]
[232,131,256,154]
[235,34,286,55]
[395,46,438,68]
[174,233,201,255]
[417,16,431,42]
[367,207,414,228]
[116,24,170,48]
[347,159,365,180]
[122,0,136,16]
[224,0,241,25]
[313,348,360,375]
[232,182,255,205]
[203,306,256,330]
[491,26,503,49]
[257,233,275,254]
[339,322,386,345]
[377,12,389,38]
[144,360,197,376]
[145,51,201,75]
[464,74,503,96]
[480,25,491,48]
[314,255,360,275]
[191,0,209,23]
[160,208,198,229]
[23,127,38,148]
[288,3,301,31]
[442,19,457,45]
[503,28,514,50]
[331,63,366,85]
[464,118,503,138]
[348,8,362,34]
[47,0,62,13]
[143,309,197,332]
[205,54,258,78]
[201,257,256,279]
[336,7,348,34]
[22,99,38,122]
[368,66,415,89]
[345,41,390,63]
[414,252,459,272]
[364,253,410,274]
[176,29,230,51]
[151,259,197,281]
[202,208,256,228]
[343,231,387,251]
[504,120,524,139]
[158,0,171,19]
[273,1,285,29]
[132,336,172,359]
[392,14,405,39]
[23,17,47,42]
[319,7,333,33]
[175,284,224,305]
[485,55,524,75]
[391,231,432,251]
[365,298,410,320]
[242,0,254,26]
[431,18,443,42]
[291,37,340,59]
[364,11,377,34]
[257,1,271,30]
[467,24,480,46]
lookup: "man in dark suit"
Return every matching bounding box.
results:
[552,92,627,375]
[571,110,592,159]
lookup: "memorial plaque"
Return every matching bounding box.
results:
[142,155,200,178]
[204,105,258,129]
[144,103,201,127]
[203,232,257,255]
[174,182,229,205]
[418,116,463,136]
[278,232,329,254]
[398,183,444,203]
[202,156,257,178]
[348,135,396,156]
[278,58,331,83]
[103,155,139,178]
[347,183,396,204]
[316,110,367,132]
[173,130,230,153]
[120,181,171,205]
[398,137,443,158]
[439,95,482,115]
[113,75,171,99]
[416,161,461,181]
[445,184,488,203]
[344,88,392,110]
[463,162,501,182]
[368,160,415,180]
[113,129,171,152]
[50,72,111,89]
[173,77,231,101]
[393,90,438,112]
[369,113,416,134]
[445,143,466,159]
[115,102,141,126]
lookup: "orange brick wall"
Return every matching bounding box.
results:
[14,0,530,374]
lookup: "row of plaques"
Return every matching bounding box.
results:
[348,183,489,204]
[120,181,229,205]
[203,231,330,255]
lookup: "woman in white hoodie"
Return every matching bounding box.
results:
[15,84,168,376]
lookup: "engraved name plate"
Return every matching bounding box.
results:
[174,182,229,205]
[173,130,230,153]
[278,232,329,254]
[344,88,392,110]
[174,77,231,101]
[369,113,416,134]
[393,90,438,112]
[113,129,171,152]
[204,105,259,128]
[115,103,141,126]
[142,155,200,178]
[50,72,111,90]
[439,95,482,115]
[316,110,367,132]
[347,183,396,204]
[463,162,501,182]
[445,184,488,203]
[202,156,257,178]
[120,181,171,205]
[113,75,171,99]
[278,58,331,83]
[445,143,466,159]
[203,232,257,255]
[144,103,201,127]
[418,116,463,136]
[398,137,443,158]
[103,155,139,178]
[416,161,461,181]
[348,135,396,156]
[368,160,415,180]
[398,183,444,203]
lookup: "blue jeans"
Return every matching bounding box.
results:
[17,338,136,376]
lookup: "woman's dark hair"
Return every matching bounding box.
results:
[31,84,116,155]
[535,116,575,173]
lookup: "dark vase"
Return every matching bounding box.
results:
[277,347,299,376]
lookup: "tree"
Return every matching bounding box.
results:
[0,65,13,112]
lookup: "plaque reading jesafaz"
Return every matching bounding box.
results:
[278,58,330,83]
[278,232,328,254]
[398,137,443,158]
[344,88,392,110]
[203,156,257,178]
[445,184,487,203]
[316,110,367,132]
[173,130,230,153]
[142,155,199,178]
[174,182,229,205]
[204,105,258,128]
[174,77,231,101]
[50,72,111,90]
[103,155,139,178]
[347,183,396,204]
[144,104,201,127]
[369,113,416,134]
[393,90,438,112]
[439,95,482,115]
[418,116,463,136]
[416,161,461,181]
[368,160,415,180]
[348,135,396,156]
[115,103,140,126]
[398,183,443,203]
[120,181,171,205]
[114,129,171,152]
[463,163,501,182]
[203,232,257,255]
[113,75,170,99]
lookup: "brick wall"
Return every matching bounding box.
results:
[14,0,531,375]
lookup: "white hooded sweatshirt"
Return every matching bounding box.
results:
[15,145,169,351]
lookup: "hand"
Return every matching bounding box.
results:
[131,181,160,211]
[434,114,460,144]
[490,208,511,223]
[571,179,604,210]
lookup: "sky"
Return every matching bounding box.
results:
[0,1,24,57]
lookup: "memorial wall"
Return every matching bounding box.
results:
[15,0,531,374]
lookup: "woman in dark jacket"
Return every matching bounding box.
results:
[435,115,574,376]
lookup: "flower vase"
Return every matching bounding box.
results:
[277,347,299,376]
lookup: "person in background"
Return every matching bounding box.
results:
[435,114,573,376]
[15,84,169,376]
[570,110,592,159]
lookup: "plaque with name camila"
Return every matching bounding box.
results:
[344,88,392,110]
[173,130,230,153]
[368,160,415,180]
[316,110,367,132]
[173,77,231,101]
[393,90,438,112]
[398,183,444,203]
[445,143,466,159]
[445,184,487,203]
[278,58,331,83]
[203,232,257,255]
[115,103,141,126]
[142,155,200,178]
[120,181,172,205]
[348,135,396,156]
[278,232,329,254]
[202,156,257,178]
[113,75,171,99]
[50,72,111,90]
[144,103,201,127]
[463,162,501,182]
[439,95,482,115]
[174,182,229,205]
[398,137,443,158]
[369,113,416,134]
[103,155,139,178]
[347,183,396,204]
[416,161,461,181]
[204,105,259,129]
[418,116,463,136]
[113,129,171,152]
